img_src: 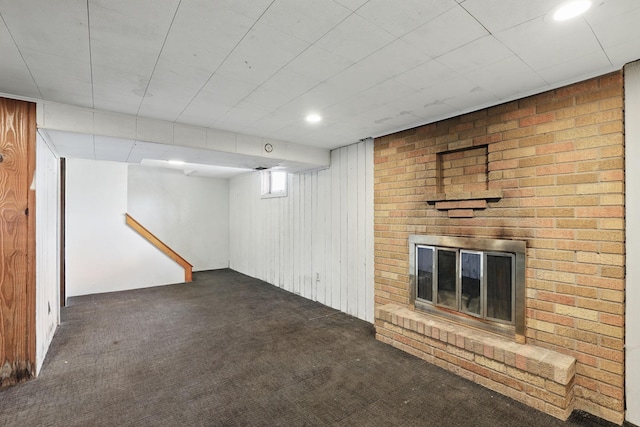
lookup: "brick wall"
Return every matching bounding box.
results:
[373,71,624,424]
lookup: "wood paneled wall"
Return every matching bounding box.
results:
[230,139,374,322]
[0,97,36,386]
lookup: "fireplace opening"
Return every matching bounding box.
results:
[410,235,525,339]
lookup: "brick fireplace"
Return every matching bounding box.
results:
[373,72,624,423]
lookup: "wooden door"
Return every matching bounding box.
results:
[0,97,36,386]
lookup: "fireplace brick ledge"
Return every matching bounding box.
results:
[375,304,576,420]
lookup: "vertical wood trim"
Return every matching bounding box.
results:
[365,139,375,322]
[347,144,358,316]
[59,158,66,307]
[339,148,349,312]
[27,102,36,367]
[0,97,37,385]
[625,60,640,426]
[357,141,367,320]
[322,167,331,307]
[330,149,341,309]
[304,173,312,299]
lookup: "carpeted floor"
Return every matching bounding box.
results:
[0,269,623,426]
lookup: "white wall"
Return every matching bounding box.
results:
[127,165,229,271]
[65,159,183,297]
[230,139,375,322]
[625,60,640,426]
[35,133,60,374]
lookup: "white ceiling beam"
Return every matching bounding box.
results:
[36,100,330,171]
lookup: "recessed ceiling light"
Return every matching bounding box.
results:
[553,0,591,21]
[305,113,322,123]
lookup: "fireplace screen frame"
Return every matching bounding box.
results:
[409,235,525,339]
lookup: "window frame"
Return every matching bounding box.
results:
[261,170,288,198]
[409,235,525,339]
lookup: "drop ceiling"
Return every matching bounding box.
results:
[1,0,639,170]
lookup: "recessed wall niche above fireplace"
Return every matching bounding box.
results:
[409,235,525,340]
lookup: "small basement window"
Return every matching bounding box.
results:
[410,235,525,339]
[261,170,288,198]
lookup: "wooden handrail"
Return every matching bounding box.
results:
[125,213,193,282]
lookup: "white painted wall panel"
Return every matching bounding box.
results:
[229,138,374,322]
[625,60,640,426]
[65,159,183,297]
[35,133,60,374]
[127,165,229,271]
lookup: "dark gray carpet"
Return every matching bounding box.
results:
[0,269,623,426]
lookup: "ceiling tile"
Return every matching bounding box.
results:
[351,103,425,135]
[200,74,258,107]
[0,19,41,98]
[246,109,298,134]
[88,0,179,75]
[395,59,456,91]
[21,48,90,83]
[333,0,368,11]
[215,23,309,85]
[213,101,274,127]
[535,51,613,86]
[213,0,274,21]
[384,90,453,121]
[0,0,90,62]
[243,70,321,110]
[325,63,391,100]
[146,0,254,95]
[38,88,94,109]
[582,0,640,25]
[401,5,488,59]
[461,0,560,33]
[92,66,149,94]
[437,36,514,75]
[465,55,547,100]
[357,0,457,37]
[279,81,352,115]
[387,75,495,119]
[137,80,201,120]
[589,5,640,67]
[176,90,232,128]
[325,77,418,119]
[148,57,215,93]
[89,37,159,78]
[92,84,144,116]
[495,17,603,72]
[356,39,431,80]
[259,0,351,43]
[284,45,354,82]
[314,13,396,63]
[169,0,254,52]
